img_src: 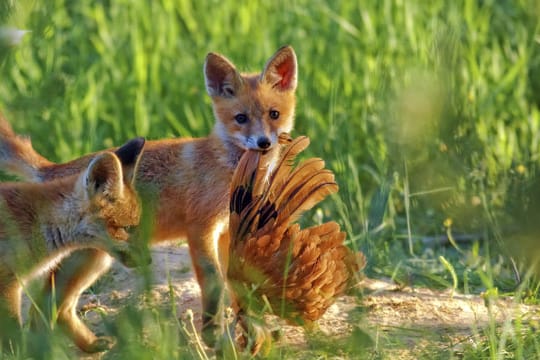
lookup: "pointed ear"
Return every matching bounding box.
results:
[114,137,145,185]
[261,45,297,92]
[204,52,243,98]
[84,152,123,199]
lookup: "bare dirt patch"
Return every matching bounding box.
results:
[74,244,538,359]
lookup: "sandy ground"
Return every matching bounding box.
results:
[71,243,538,359]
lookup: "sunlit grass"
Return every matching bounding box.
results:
[1,0,540,358]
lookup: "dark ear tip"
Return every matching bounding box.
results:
[278,45,295,54]
[115,137,145,166]
[132,137,146,151]
[205,52,223,66]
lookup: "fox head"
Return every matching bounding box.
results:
[204,46,297,152]
[74,138,145,266]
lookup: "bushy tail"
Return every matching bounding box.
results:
[0,113,53,180]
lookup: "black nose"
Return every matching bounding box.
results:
[257,137,271,149]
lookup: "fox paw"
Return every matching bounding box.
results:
[246,323,272,356]
[236,315,271,356]
[83,336,115,353]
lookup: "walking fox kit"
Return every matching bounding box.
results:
[0,46,297,351]
[0,137,145,351]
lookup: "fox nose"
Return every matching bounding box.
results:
[257,137,271,149]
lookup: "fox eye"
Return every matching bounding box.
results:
[234,114,248,124]
[269,110,280,120]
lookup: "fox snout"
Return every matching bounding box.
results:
[246,134,275,152]
[256,136,271,150]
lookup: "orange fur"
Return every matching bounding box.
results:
[0,46,298,348]
[0,140,144,352]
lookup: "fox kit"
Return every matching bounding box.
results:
[0,137,144,352]
[0,46,297,347]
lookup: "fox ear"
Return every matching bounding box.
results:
[115,137,145,185]
[204,52,243,98]
[84,152,123,199]
[261,46,297,92]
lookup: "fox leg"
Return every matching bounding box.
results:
[217,232,270,355]
[222,239,271,355]
[0,279,23,350]
[32,249,114,353]
[187,226,228,348]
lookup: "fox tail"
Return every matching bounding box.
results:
[0,113,53,180]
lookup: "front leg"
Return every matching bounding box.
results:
[30,249,115,353]
[187,224,228,348]
[0,280,24,351]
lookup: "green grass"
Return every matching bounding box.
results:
[1,0,540,358]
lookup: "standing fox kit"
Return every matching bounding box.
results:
[0,46,297,348]
[0,138,144,352]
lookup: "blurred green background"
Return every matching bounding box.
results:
[1,0,540,358]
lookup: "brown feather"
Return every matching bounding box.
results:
[274,179,338,227]
[262,136,310,201]
[228,134,366,338]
